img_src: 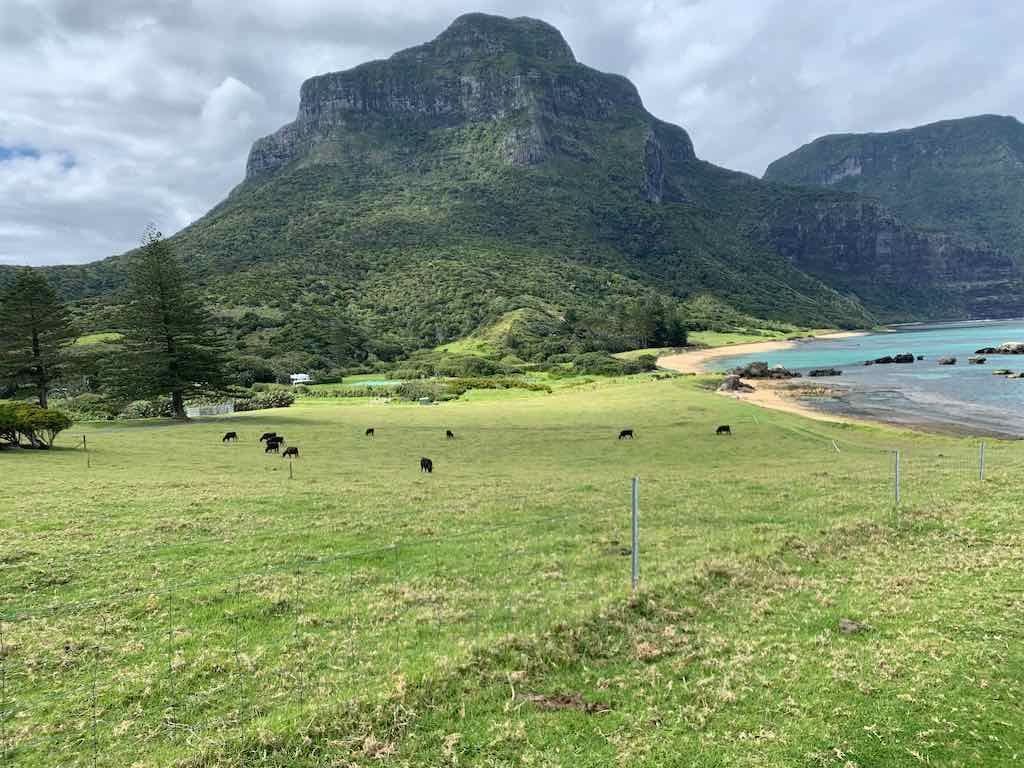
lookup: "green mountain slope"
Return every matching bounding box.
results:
[4,15,1021,372]
[765,114,1024,257]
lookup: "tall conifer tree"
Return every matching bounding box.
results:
[119,228,226,418]
[0,269,76,407]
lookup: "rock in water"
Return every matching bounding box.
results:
[867,353,915,365]
[975,342,1024,355]
[937,357,957,365]
[731,361,800,379]
[718,375,754,393]
[808,368,842,377]
[969,356,987,365]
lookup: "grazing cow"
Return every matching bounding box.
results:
[265,440,281,454]
[420,457,433,474]
[259,432,277,443]
[365,428,375,437]
[716,425,732,436]
[618,429,635,440]
[222,431,238,443]
[446,429,455,440]
[282,446,299,459]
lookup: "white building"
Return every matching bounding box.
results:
[289,373,313,385]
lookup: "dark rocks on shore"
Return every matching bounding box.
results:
[808,368,842,377]
[993,369,1014,376]
[866,353,915,365]
[730,361,801,379]
[975,342,1024,355]
[937,357,957,365]
[969,356,987,364]
[917,355,925,360]
[717,374,755,393]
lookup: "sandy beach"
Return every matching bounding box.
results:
[658,331,868,424]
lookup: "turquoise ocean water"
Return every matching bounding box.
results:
[712,320,1024,437]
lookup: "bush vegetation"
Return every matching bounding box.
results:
[0,401,73,448]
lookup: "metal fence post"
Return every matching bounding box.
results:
[979,441,986,482]
[1,620,6,765]
[631,477,640,592]
[894,449,901,506]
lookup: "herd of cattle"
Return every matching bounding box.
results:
[222,423,733,472]
[219,427,463,472]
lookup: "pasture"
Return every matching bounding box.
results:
[1,374,1022,766]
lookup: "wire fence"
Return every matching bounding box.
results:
[0,423,1006,766]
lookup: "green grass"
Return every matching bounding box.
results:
[2,376,1022,766]
[73,332,124,346]
[307,375,403,390]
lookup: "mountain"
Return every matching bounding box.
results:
[3,15,1020,374]
[765,114,1024,261]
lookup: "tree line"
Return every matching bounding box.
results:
[0,229,226,422]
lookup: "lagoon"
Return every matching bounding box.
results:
[713,320,1024,437]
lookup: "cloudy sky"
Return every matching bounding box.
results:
[2,0,1022,266]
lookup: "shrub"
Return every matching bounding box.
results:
[569,352,643,376]
[393,377,551,401]
[0,402,74,448]
[233,391,296,412]
[435,356,510,377]
[300,386,397,399]
[49,393,118,421]
[120,398,174,419]
[395,381,453,402]
[445,377,551,396]
[636,354,659,371]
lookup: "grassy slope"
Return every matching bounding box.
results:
[1,378,1022,766]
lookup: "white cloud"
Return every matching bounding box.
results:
[1,0,1022,266]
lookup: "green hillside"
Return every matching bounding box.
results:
[4,16,1021,375]
[765,115,1024,257]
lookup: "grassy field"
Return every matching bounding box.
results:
[72,332,124,346]
[2,374,1022,766]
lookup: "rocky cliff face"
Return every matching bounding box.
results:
[764,115,1024,262]
[246,13,684,178]
[754,193,1024,318]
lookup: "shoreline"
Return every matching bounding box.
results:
[657,330,867,375]
[658,331,870,426]
[658,329,1023,438]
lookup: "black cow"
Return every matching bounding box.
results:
[618,429,635,440]
[420,457,433,473]
[365,428,375,437]
[259,432,277,443]
[222,431,238,443]
[265,440,281,454]
[716,425,732,436]
[283,446,299,459]
[446,429,455,440]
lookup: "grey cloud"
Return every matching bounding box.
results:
[1,0,1022,265]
